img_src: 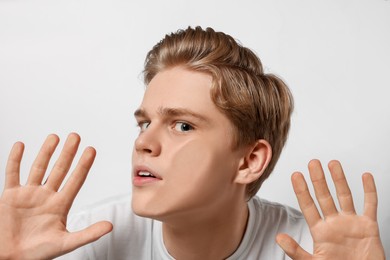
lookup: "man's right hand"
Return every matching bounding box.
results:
[0,133,113,260]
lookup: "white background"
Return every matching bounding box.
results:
[1,0,389,255]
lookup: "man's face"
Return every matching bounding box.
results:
[131,66,246,222]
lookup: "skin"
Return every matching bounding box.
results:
[0,67,385,259]
[131,66,272,259]
[0,134,112,260]
[276,160,386,259]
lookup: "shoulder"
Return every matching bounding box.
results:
[228,196,312,259]
[63,193,154,260]
[68,192,153,234]
[249,196,309,237]
[251,196,312,253]
[68,193,132,229]
[250,196,304,221]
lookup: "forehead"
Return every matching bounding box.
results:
[137,66,238,149]
[140,67,216,116]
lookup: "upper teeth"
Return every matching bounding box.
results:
[139,171,154,177]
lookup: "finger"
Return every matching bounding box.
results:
[328,160,356,214]
[61,147,96,207]
[276,233,312,260]
[45,133,81,191]
[63,221,113,255]
[308,159,338,217]
[27,134,60,185]
[292,172,322,228]
[362,172,378,221]
[5,142,25,189]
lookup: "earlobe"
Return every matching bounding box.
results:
[234,140,272,184]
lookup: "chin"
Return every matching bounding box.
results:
[131,196,164,220]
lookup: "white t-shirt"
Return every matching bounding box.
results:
[57,194,312,260]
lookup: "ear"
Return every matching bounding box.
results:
[234,139,272,184]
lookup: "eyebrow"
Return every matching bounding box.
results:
[134,107,210,123]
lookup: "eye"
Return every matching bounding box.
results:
[174,122,194,132]
[138,121,150,131]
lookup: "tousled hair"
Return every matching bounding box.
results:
[143,26,294,199]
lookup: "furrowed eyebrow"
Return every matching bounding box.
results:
[158,107,209,123]
[134,108,147,118]
[134,107,209,123]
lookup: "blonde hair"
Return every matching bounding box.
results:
[143,26,293,198]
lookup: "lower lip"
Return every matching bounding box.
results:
[133,176,161,186]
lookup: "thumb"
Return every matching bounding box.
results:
[63,221,113,253]
[276,233,311,260]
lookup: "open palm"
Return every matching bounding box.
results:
[277,160,385,260]
[0,134,112,260]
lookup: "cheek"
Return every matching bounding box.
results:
[166,138,237,187]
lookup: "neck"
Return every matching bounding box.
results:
[162,199,249,260]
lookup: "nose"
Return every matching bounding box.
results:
[134,125,162,156]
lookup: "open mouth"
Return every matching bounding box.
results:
[138,171,156,178]
[133,166,162,186]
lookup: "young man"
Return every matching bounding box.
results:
[0,27,385,259]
